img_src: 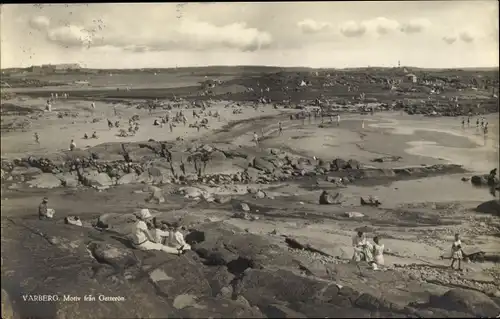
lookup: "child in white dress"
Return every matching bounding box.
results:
[372,236,385,270]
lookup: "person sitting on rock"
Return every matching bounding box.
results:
[91,131,98,139]
[168,221,191,254]
[352,231,373,263]
[83,133,88,139]
[372,236,385,270]
[69,139,76,151]
[38,197,55,220]
[130,209,179,255]
[151,218,170,245]
[450,233,463,271]
[153,119,160,126]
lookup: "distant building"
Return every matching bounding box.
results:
[29,63,81,74]
[405,73,417,83]
[54,63,81,70]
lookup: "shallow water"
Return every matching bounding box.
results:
[369,119,499,173]
[347,174,494,207]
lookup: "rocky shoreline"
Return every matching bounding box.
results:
[2,214,500,319]
[1,142,472,191]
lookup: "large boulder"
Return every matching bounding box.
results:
[476,200,500,216]
[117,173,139,185]
[81,170,113,189]
[253,157,276,173]
[27,173,63,189]
[188,222,300,270]
[88,242,138,271]
[471,175,488,186]
[428,288,500,317]
[319,191,345,205]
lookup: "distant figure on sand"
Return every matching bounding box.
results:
[467,116,470,128]
[278,121,283,135]
[450,233,463,271]
[84,133,88,139]
[91,102,95,109]
[92,131,98,139]
[337,114,340,126]
[476,118,480,130]
[69,139,76,151]
[46,101,52,112]
[362,120,365,129]
[461,117,465,128]
[253,132,259,147]
[107,119,113,129]
[34,132,40,144]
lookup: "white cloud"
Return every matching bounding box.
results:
[297,19,332,34]
[340,21,366,37]
[400,18,432,34]
[459,31,475,43]
[442,35,457,44]
[39,19,272,52]
[28,16,51,31]
[364,17,401,35]
[46,25,94,48]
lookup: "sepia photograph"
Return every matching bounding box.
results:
[1,1,499,318]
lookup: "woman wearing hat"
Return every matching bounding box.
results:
[130,209,179,255]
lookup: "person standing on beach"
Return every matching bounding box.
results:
[467,116,470,128]
[476,118,480,131]
[69,139,76,151]
[34,132,40,144]
[450,233,463,271]
[278,122,283,135]
[337,114,341,127]
[253,132,259,147]
[461,117,465,129]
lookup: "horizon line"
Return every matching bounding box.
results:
[2,64,499,71]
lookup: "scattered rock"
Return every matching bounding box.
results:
[344,211,365,218]
[319,190,345,205]
[360,196,381,207]
[238,202,250,212]
[371,156,402,163]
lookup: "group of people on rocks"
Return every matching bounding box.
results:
[351,231,385,270]
[130,208,190,256]
[37,198,190,257]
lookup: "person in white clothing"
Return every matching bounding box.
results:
[168,221,191,252]
[151,217,170,245]
[352,231,374,263]
[69,140,76,151]
[337,114,340,126]
[130,209,179,255]
[450,233,463,271]
[253,132,259,147]
[372,236,385,270]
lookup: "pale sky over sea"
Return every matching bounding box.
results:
[1,2,498,69]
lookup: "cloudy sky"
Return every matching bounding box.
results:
[1,2,498,69]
